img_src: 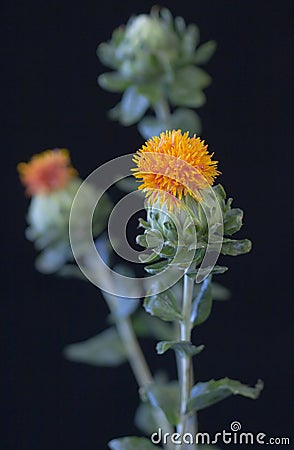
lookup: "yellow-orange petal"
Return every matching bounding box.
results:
[132,130,220,206]
[17,148,77,196]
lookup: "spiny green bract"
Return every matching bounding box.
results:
[136,184,252,274]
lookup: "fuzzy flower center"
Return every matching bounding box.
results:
[132,130,220,206]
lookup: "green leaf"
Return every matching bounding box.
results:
[193,40,217,65]
[169,87,206,109]
[190,277,212,325]
[136,233,148,247]
[188,378,264,413]
[97,27,125,69]
[35,243,70,274]
[145,229,164,249]
[144,259,169,274]
[132,310,175,341]
[110,86,149,126]
[138,251,160,264]
[138,218,151,230]
[147,381,180,425]
[97,43,120,70]
[138,115,170,139]
[221,238,252,256]
[224,207,244,235]
[144,289,183,322]
[121,86,149,125]
[187,265,228,278]
[213,183,227,200]
[182,24,200,56]
[181,65,212,89]
[192,248,206,266]
[156,340,204,357]
[97,72,130,93]
[108,436,159,450]
[137,83,163,104]
[168,66,211,108]
[63,327,127,367]
[159,7,173,26]
[134,402,159,436]
[174,15,186,35]
[210,265,228,275]
[57,264,87,281]
[211,281,231,301]
[171,108,202,135]
[157,245,175,258]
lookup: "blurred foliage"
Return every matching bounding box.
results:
[25,178,112,273]
[97,6,216,138]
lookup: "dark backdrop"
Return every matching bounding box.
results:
[2,1,293,449]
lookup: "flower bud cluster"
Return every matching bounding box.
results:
[137,185,251,272]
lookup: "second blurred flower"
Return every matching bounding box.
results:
[18,149,111,274]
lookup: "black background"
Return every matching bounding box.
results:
[2,1,293,449]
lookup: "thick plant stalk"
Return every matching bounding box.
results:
[177,274,198,450]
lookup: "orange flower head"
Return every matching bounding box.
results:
[132,130,220,207]
[17,149,77,196]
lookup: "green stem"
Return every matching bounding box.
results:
[177,274,198,450]
[104,295,174,450]
[154,97,171,123]
[83,255,174,448]
[106,295,152,386]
